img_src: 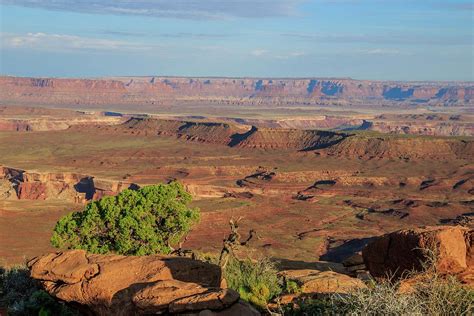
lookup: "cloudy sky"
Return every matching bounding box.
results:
[0,0,472,80]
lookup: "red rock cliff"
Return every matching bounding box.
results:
[1,76,472,107]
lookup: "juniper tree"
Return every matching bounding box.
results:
[51,182,199,256]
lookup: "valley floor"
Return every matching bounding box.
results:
[0,121,472,265]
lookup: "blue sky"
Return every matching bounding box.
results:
[0,0,472,80]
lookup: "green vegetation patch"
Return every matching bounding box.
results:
[51,182,199,255]
[223,257,282,310]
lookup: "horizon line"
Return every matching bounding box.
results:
[1,74,473,84]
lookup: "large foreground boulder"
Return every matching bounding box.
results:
[28,250,259,315]
[362,225,473,284]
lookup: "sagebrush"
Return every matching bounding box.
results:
[223,257,282,309]
[283,273,474,316]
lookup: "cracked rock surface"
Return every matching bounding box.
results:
[28,250,258,315]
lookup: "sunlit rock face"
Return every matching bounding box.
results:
[1,76,472,106]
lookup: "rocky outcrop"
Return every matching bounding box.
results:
[222,116,365,130]
[0,166,138,202]
[1,76,472,107]
[279,269,366,294]
[320,136,474,160]
[369,121,474,137]
[143,114,473,137]
[237,168,277,188]
[77,117,473,159]
[0,106,124,132]
[232,127,347,150]
[115,117,247,145]
[342,253,368,276]
[0,179,17,199]
[28,250,259,316]
[83,117,348,151]
[362,226,473,285]
[0,119,33,131]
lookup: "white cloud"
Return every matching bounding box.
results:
[251,49,306,59]
[275,52,306,59]
[358,48,402,55]
[1,32,155,52]
[290,52,306,57]
[251,49,268,57]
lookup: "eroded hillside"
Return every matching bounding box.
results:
[76,117,473,158]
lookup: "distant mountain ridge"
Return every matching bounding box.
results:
[0,75,472,107]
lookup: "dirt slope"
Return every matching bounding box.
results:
[233,127,347,150]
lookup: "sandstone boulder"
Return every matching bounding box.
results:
[28,250,254,315]
[342,252,364,267]
[362,225,473,283]
[460,229,474,285]
[279,269,366,294]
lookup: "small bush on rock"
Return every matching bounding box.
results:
[285,280,301,295]
[223,257,281,310]
[51,182,199,255]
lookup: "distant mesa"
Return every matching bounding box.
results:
[76,117,474,161]
[0,76,472,106]
[85,117,350,151]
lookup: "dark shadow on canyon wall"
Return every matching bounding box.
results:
[320,237,376,263]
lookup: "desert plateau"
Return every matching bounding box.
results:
[0,94,473,262]
[0,75,473,314]
[1,0,473,314]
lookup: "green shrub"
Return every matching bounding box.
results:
[285,280,301,295]
[51,182,199,255]
[223,257,281,310]
[282,297,336,316]
[0,266,78,316]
